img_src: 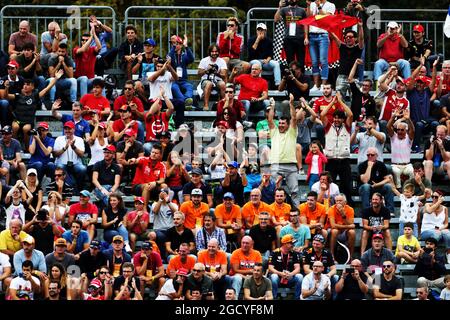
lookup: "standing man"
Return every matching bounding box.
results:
[48,43,77,104]
[118,25,143,80]
[269,95,300,207]
[216,17,249,73]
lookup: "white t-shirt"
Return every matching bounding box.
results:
[88,137,109,166]
[311,182,340,201]
[226,122,243,140]
[5,202,26,227]
[399,194,419,223]
[208,164,227,180]
[0,252,11,287]
[148,71,173,100]
[53,135,85,166]
[300,273,331,300]
[310,154,320,174]
[10,275,40,300]
[309,1,336,34]
[155,279,177,300]
[198,56,227,82]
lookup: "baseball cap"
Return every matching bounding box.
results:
[157,131,171,139]
[372,233,384,240]
[216,120,228,128]
[191,168,203,176]
[113,235,124,243]
[80,190,91,198]
[37,122,49,130]
[143,38,156,46]
[281,234,296,244]
[98,122,107,129]
[124,128,136,136]
[54,238,67,247]
[176,268,188,276]
[191,188,203,196]
[22,235,35,244]
[89,278,102,289]
[134,196,144,204]
[179,124,189,131]
[119,104,131,112]
[395,77,405,84]
[27,168,38,176]
[141,241,152,250]
[228,161,239,168]
[103,145,116,153]
[387,21,399,29]
[90,240,101,249]
[256,23,267,30]
[413,24,424,33]
[425,237,438,245]
[174,35,183,43]
[7,60,19,68]
[63,121,75,129]
[415,76,427,83]
[223,192,235,200]
[1,125,12,134]
[313,234,325,244]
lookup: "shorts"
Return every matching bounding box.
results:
[13,120,34,129]
[200,78,224,90]
[132,183,161,200]
[130,230,151,241]
[228,59,245,70]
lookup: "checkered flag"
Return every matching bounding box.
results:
[273,20,287,66]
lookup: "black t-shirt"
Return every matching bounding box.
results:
[183,274,214,299]
[93,160,122,186]
[269,249,301,273]
[222,175,245,207]
[30,223,55,255]
[374,274,402,296]
[48,55,74,79]
[77,250,107,280]
[165,226,195,252]
[0,75,24,93]
[423,137,450,161]
[113,275,141,293]
[116,140,144,160]
[358,160,388,184]
[247,36,274,61]
[336,272,368,300]
[182,181,212,204]
[17,55,40,79]
[286,73,309,100]
[103,207,127,231]
[350,82,376,121]
[361,206,391,227]
[249,225,277,254]
[280,6,307,39]
[338,45,363,76]
[302,247,335,274]
[13,91,39,124]
[406,38,433,60]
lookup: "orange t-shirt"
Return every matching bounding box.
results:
[327,204,355,227]
[269,202,291,224]
[215,203,242,223]
[166,255,196,276]
[197,249,228,273]
[179,201,210,229]
[241,201,271,228]
[299,202,329,230]
[229,248,262,275]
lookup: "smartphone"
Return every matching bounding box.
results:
[345,267,355,274]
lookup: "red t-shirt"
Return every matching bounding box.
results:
[69,203,98,225]
[145,112,170,142]
[73,46,97,79]
[113,96,144,119]
[235,74,268,101]
[132,251,163,275]
[434,75,450,95]
[132,158,166,185]
[377,33,404,62]
[125,210,150,234]
[80,94,110,120]
[112,119,139,134]
[216,99,245,121]
[313,96,345,124]
[379,89,410,121]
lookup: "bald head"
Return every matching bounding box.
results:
[19,20,30,34]
[194,262,205,271]
[208,238,219,248]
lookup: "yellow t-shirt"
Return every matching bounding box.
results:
[395,235,420,256]
[270,126,298,164]
[0,230,29,252]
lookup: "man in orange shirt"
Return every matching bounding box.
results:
[328,193,356,259]
[179,188,210,233]
[215,192,243,246]
[299,191,328,240]
[226,236,262,296]
[269,188,291,242]
[241,188,271,231]
[197,238,228,300]
[166,243,196,279]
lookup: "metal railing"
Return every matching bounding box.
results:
[124,6,238,63]
[0,5,117,51]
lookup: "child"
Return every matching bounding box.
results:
[304,140,327,190]
[395,222,421,264]
[440,275,450,300]
[390,182,430,238]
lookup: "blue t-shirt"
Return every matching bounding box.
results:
[245,173,261,193]
[29,135,55,164]
[62,229,90,254]
[0,138,22,160]
[90,31,111,55]
[280,224,311,248]
[407,88,432,123]
[61,114,90,138]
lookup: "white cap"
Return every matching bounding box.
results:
[387,21,399,29]
[256,23,267,30]
[27,168,38,176]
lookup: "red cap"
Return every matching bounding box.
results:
[103,145,116,153]
[98,122,107,129]
[7,60,19,68]
[37,122,49,130]
[413,24,424,33]
[174,35,183,43]
[134,196,144,204]
[415,76,428,83]
[119,104,131,111]
[216,120,228,128]
[63,121,75,129]
[124,128,136,136]
[372,233,384,240]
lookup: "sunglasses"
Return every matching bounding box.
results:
[192,269,203,272]
[225,90,234,93]
[345,35,355,38]
[382,264,393,268]
[432,195,439,199]
[81,38,89,42]
[223,112,229,115]
[55,174,64,177]
[367,154,376,156]
[227,24,235,27]
[124,87,133,91]
[98,271,108,274]
[259,218,269,221]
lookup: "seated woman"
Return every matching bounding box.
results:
[41,191,68,230]
[165,150,190,203]
[24,168,43,214]
[101,193,131,251]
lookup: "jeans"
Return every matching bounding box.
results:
[358,183,395,213]
[136,120,145,144]
[250,59,282,85]
[94,184,113,206]
[0,99,10,127]
[34,75,47,91]
[77,76,92,97]
[309,33,330,80]
[50,77,77,102]
[58,162,87,191]
[28,161,56,182]
[226,274,244,297]
[413,119,439,148]
[155,229,169,261]
[241,99,270,116]
[104,225,129,244]
[171,79,194,101]
[374,58,411,80]
[143,141,156,156]
[420,229,450,247]
[336,75,351,97]
[270,273,303,299]
[271,163,300,207]
[308,173,320,190]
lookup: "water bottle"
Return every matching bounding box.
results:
[433,152,441,167]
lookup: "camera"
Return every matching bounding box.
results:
[208,64,219,74]
[29,129,38,136]
[345,267,355,274]
[66,161,74,168]
[283,67,292,78]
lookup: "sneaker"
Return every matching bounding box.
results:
[298,168,305,175]
[125,243,132,253]
[184,97,193,107]
[243,121,253,129]
[310,85,321,93]
[41,103,47,111]
[185,105,195,111]
[390,212,396,218]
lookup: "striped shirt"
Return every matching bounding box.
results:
[390,133,412,164]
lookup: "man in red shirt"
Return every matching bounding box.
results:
[144,96,174,156]
[67,190,98,241]
[79,78,110,121]
[229,63,269,115]
[374,21,410,81]
[133,241,165,296]
[131,143,168,209]
[73,27,102,97]
[112,104,139,142]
